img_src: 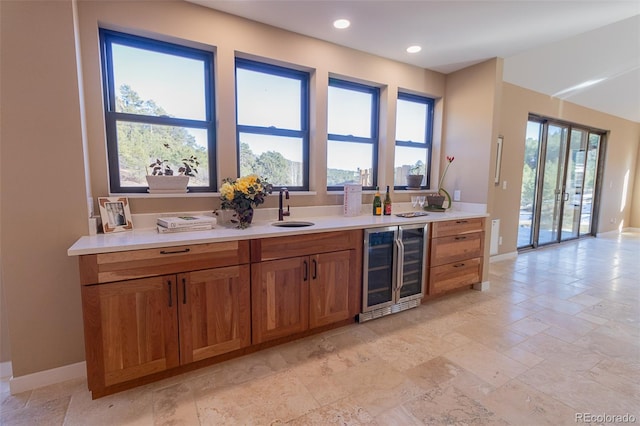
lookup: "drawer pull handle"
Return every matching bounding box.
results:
[160,248,191,255]
[455,220,468,224]
[454,236,467,240]
[312,259,317,280]
[453,263,465,268]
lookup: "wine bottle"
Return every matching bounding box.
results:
[373,187,382,216]
[383,186,392,215]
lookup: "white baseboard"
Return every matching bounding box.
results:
[0,361,12,378]
[490,251,518,263]
[9,361,86,395]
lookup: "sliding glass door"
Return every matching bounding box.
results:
[537,123,568,245]
[580,133,601,235]
[518,117,604,250]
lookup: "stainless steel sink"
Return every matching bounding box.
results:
[271,221,314,228]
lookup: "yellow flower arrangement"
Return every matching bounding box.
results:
[220,175,272,228]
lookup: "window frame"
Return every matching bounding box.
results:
[235,57,310,191]
[326,78,380,191]
[394,92,435,190]
[99,29,217,193]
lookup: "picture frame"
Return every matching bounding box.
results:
[494,135,503,184]
[98,197,133,233]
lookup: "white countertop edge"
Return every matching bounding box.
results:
[68,207,488,256]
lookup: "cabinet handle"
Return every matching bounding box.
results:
[167,280,173,307]
[160,248,191,255]
[182,277,187,304]
[160,248,191,254]
[454,236,467,240]
[312,259,317,280]
[455,220,468,224]
[303,260,308,281]
[453,263,466,268]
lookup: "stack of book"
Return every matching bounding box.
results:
[156,215,216,233]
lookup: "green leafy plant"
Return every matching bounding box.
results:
[409,161,425,175]
[148,143,199,177]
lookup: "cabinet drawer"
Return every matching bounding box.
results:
[251,230,361,261]
[429,257,481,295]
[431,218,485,238]
[80,241,250,285]
[430,232,483,267]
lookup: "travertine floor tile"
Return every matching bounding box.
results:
[288,397,377,425]
[403,384,509,425]
[375,404,424,425]
[479,378,576,426]
[195,369,319,424]
[1,396,70,426]
[152,382,199,426]
[518,361,637,414]
[443,341,528,387]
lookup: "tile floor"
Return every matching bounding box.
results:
[2,232,639,425]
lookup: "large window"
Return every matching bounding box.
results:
[100,29,216,193]
[394,93,434,189]
[235,58,309,190]
[327,78,379,190]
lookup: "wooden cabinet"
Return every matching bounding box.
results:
[250,230,362,344]
[79,240,250,397]
[428,218,485,295]
[309,250,353,329]
[178,266,251,364]
[251,257,309,343]
[81,275,180,390]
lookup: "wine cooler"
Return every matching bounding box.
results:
[359,223,429,322]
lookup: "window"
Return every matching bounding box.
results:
[327,78,379,190]
[394,92,434,189]
[235,58,309,190]
[100,29,216,193]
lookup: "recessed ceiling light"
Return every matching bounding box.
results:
[333,19,351,29]
[406,45,422,53]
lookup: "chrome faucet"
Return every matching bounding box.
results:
[278,188,290,221]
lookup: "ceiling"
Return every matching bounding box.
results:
[187,0,640,123]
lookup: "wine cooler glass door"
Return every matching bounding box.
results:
[363,227,397,311]
[398,224,428,300]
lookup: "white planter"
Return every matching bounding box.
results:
[145,175,189,193]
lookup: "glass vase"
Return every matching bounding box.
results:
[234,206,254,229]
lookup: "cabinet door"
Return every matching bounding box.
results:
[178,265,251,364]
[81,276,179,389]
[251,257,309,344]
[309,250,352,328]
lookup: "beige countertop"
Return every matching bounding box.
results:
[68,206,488,256]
